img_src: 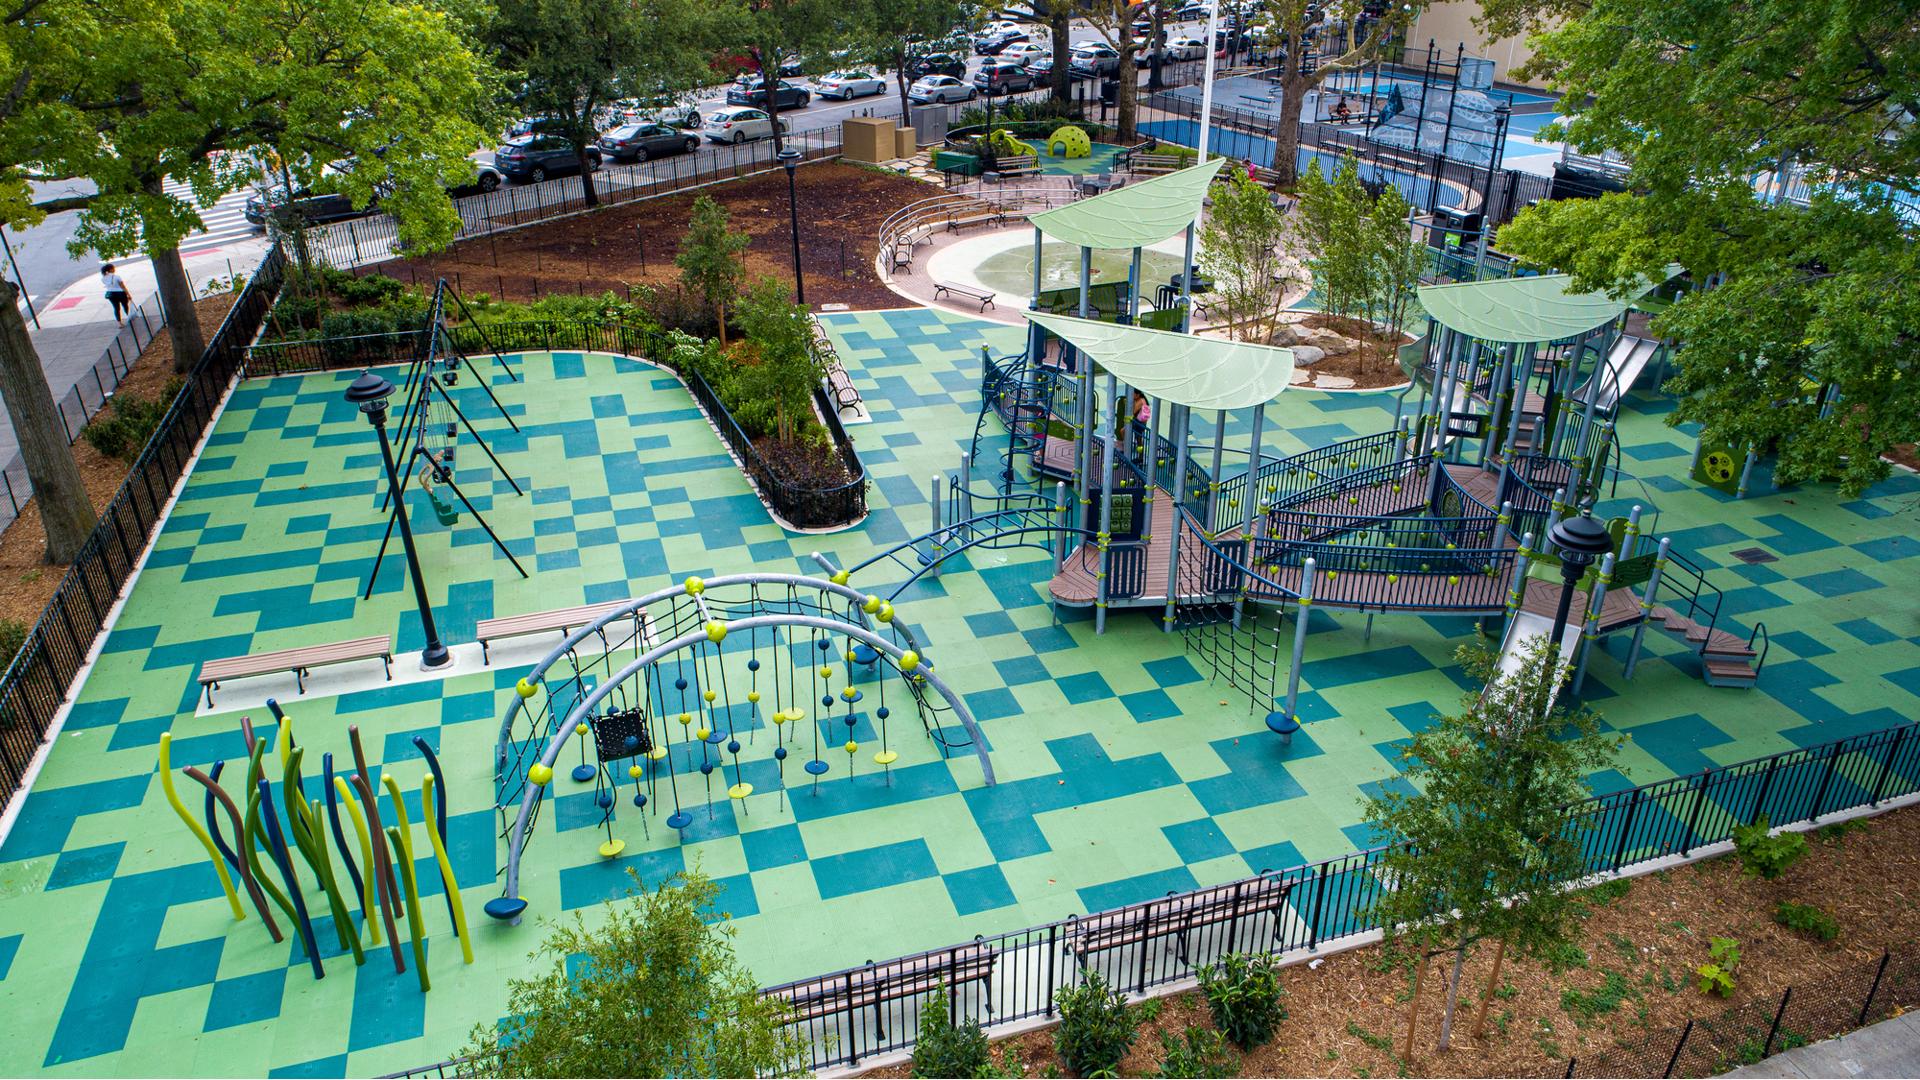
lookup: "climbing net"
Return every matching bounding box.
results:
[486,573,994,922]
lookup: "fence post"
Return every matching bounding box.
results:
[1763,986,1792,1057]
[1044,923,1058,1016]
[1662,1019,1692,1078]
[1612,788,1642,871]
[1681,772,1709,856]
[1751,755,1781,824]
[1307,861,1329,950]
[1809,739,1842,821]
[1869,725,1908,806]
[1858,949,1890,1026]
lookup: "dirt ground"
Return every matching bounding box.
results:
[1286,312,1411,390]
[863,805,1920,1079]
[366,163,936,311]
[0,292,237,626]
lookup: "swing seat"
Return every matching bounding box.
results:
[429,489,460,525]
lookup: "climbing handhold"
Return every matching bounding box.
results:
[528,763,553,786]
[748,690,761,704]
[898,650,920,672]
[863,594,881,614]
[684,576,705,595]
[705,621,727,643]
[628,764,643,780]
[877,602,894,623]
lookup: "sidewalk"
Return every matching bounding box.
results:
[1722,1011,1920,1079]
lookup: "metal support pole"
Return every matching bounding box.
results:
[1075,247,1094,528]
[1095,374,1117,635]
[1180,224,1197,332]
[1571,552,1614,695]
[928,474,944,579]
[1737,445,1759,499]
[1233,403,1266,628]
[1029,228,1045,360]
[1489,499,1513,553]
[1281,558,1316,729]
[1052,481,1069,577]
[1622,538,1669,680]
[1504,531,1536,628]
[1163,405,1191,632]
[1206,409,1226,534]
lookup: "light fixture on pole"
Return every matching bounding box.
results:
[1196,0,1222,164]
[346,371,450,669]
[1544,507,1613,677]
[778,147,805,306]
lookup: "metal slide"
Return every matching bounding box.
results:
[1576,334,1662,413]
[1494,606,1585,715]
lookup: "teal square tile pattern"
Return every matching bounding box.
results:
[0,309,1914,1077]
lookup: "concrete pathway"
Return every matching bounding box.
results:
[1722,1012,1920,1079]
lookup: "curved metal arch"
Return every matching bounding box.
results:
[500,612,993,915]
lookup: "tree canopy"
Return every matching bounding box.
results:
[1488,0,1920,495]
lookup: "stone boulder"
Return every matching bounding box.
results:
[1291,345,1326,366]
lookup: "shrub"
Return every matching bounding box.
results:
[1054,972,1143,1077]
[324,268,404,305]
[0,619,26,670]
[269,292,323,332]
[1732,816,1807,880]
[1197,952,1286,1049]
[1696,937,1741,997]
[911,985,992,1078]
[1773,901,1840,942]
[82,378,183,460]
[1156,1026,1239,1079]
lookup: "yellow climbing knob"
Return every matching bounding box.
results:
[898,650,920,672]
[705,620,727,643]
[845,649,857,662]
[628,764,643,779]
[695,727,710,741]
[1387,573,1400,583]
[677,712,692,725]
[877,602,895,623]
[747,690,761,704]
[1449,575,1461,585]
[704,689,716,703]
[684,576,705,595]
[574,722,588,735]
[528,763,553,786]
[844,740,859,755]
[516,678,537,699]
[831,569,850,585]
[862,594,881,614]
[842,688,857,701]
[819,665,834,679]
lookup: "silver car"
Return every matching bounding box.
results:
[908,74,975,104]
[816,70,888,100]
[700,106,790,144]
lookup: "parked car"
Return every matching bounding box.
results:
[1069,42,1123,76]
[618,96,701,128]
[907,74,975,104]
[725,77,811,110]
[701,106,790,144]
[1164,35,1211,60]
[597,123,699,162]
[243,186,370,229]
[447,159,503,197]
[1026,55,1095,83]
[973,28,1029,55]
[1175,2,1209,19]
[906,51,966,79]
[972,60,1036,95]
[493,135,601,182]
[999,41,1048,65]
[815,71,887,100]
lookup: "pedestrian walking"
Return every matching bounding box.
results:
[100,263,131,323]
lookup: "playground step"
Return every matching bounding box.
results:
[1703,658,1759,687]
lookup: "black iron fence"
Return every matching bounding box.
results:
[243,319,868,530]
[1568,944,1920,1078]
[378,720,1918,1078]
[0,247,286,815]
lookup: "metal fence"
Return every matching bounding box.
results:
[295,126,850,274]
[384,719,1919,1077]
[0,247,286,814]
[1567,944,1920,1078]
[243,319,869,530]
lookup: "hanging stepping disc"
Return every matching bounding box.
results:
[666,810,693,830]
[728,783,754,799]
[598,838,625,858]
[874,750,899,766]
[803,760,830,776]
[1265,711,1301,736]
[483,896,528,921]
[851,644,879,667]
[572,764,596,782]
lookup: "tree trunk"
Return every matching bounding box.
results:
[1050,10,1072,101]
[1438,935,1471,1050]
[1271,70,1309,186]
[0,281,98,563]
[1148,6,1167,90]
[150,248,206,374]
[716,299,728,347]
[757,46,788,158]
[1402,947,1429,1059]
[1117,48,1140,143]
[895,44,913,124]
[575,121,601,208]
[1471,937,1509,1039]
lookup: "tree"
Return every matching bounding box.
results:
[676,195,752,346]
[717,0,864,156]
[1364,180,1425,371]
[732,275,828,444]
[1363,639,1619,1053]
[1078,0,1150,143]
[1197,164,1291,343]
[1292,157,1369,323]
[1252,1,1421,187]
[0,282,97,562]
[863,0,973,123]
[41,0,500,368]
[1479,0,1920,497]
[1005,2,1076,102]
[489,0,710,210]
[462,870,805,1077]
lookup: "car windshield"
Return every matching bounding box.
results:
[607,125,641,139]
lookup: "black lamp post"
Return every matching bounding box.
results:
[1545,508,1614,673]
[346,371,449,669]
[778,147,805,305]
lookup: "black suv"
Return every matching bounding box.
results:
[907,52,966,79]
[493,136,602,183]
[243,187,369,229]
[725,78,811,110]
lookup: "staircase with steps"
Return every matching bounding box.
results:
[1646,605,1766,688]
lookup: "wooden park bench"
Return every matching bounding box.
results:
[770,940,998,1043]
[198,635,392,707]
[933,281,996,312]
[476,599,648,665]
[994,153,1040,178]
[1064,875,1295,989]
[945,206,1005,233]
[1131,152,1188,176]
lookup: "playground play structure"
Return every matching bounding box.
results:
[903,164,1776,736]
[486,573,992,923]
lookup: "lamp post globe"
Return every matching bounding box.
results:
[778,147,805,305]
[347,370,450,669]
[1545,508,1615,670]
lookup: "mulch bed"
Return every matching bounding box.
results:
[1289,312,1411,390]
[0,292,237,626]
[363,163,936,312]
[862,804,1920,1078]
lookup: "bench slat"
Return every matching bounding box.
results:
[200,635,390,682]
[477,600,640,640]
